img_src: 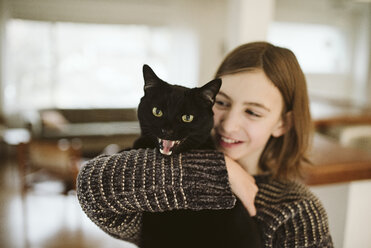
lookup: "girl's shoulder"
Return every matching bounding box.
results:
[255,174,317,204]
[254,175,333,247]
[254,174,326,217]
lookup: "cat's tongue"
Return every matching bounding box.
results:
[160,139,175,155]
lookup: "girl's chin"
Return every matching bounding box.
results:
[219,149,241,161]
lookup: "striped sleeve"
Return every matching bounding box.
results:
[255,179,333,248]
[76,148,235,244]
[272,198,334,248]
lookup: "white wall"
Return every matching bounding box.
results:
[311,180,371,248]
[343,180,371,248]
[225,0,275,51]
[273,0,371,105]
[311,183,350,248]
[0,0,7,119]
[352,5,371,106]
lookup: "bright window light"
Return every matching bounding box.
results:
[5,19,197,111]
[268,22,350,74]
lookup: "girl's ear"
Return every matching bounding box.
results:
[272,111,293,138]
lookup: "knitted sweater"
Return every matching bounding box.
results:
[77,148,333,248]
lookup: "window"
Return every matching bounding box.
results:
[5,19,198,111]
[268,22,350,74]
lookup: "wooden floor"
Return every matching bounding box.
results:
[0,156,137,248]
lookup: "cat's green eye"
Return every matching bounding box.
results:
[152,107,163,117]
[182,114,194,123]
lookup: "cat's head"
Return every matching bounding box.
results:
[138,64,221,155]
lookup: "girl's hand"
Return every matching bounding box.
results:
[224,155,258,216]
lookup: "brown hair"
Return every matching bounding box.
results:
[215,41,312,180]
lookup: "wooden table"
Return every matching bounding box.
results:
[303,133,371,185]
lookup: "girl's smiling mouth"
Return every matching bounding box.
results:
[216,133,244,148]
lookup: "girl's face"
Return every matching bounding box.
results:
[213,69,286,169]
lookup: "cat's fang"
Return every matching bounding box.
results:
[159,148,172,156]
[158,138,181,155]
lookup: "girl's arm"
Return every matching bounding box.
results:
[256,180,334,248]
[224,156,258,216]
[77,148,236,244]
[272,198,334,248]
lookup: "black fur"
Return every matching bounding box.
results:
[134,65,262,248]
[133,64,220,154]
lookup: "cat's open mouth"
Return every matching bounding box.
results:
[158,138,181,155]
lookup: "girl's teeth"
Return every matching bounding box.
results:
[221,136,239,144]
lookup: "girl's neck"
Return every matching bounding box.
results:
[237,156,260,175]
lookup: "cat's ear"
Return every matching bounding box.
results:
[199,78,222,104]
[142,64,166,92]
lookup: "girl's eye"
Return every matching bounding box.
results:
[246,109,261,118]
[215,100,229,107]
[152,107,163,117]
[181,114,194,123]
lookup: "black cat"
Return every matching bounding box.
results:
[133,65,220,155]
[134,65,262,248]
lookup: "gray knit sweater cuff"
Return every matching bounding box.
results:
[77,148,236,214]
[180,150,236,209]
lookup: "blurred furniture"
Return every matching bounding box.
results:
[305,117,371,185]
[0,116,6,158]
[304,96,371,185]
[24,108,141,157]
[340,125,371,152]
[310,94,371,120]
[314,115,371,141]
[1,128,31,158]
[17,139,81,195]
[2,128,80,195]
[304,132,371,185]
[308,98,371,248]
[2,128,31,145]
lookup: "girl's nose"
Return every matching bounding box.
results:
[220,109,241,133]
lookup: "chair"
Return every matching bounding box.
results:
[339,125,371,152]
[17,138,81,195]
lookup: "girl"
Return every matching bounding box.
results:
[77,41,333,247]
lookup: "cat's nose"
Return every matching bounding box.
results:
[161,129,173,136]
